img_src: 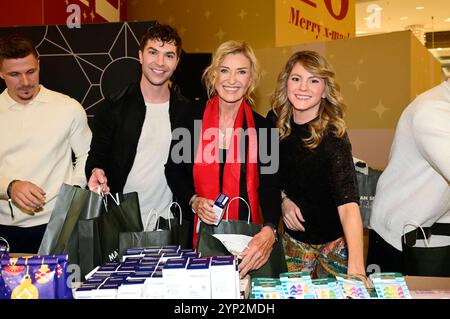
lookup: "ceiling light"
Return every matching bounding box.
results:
[437,48,442,51]
[416,6,424,10]
[363,17,370,21]
[400,17,408,20]
[375,7,383,11]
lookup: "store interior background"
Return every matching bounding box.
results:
[126,0,450,169]
[1,0,449,265]
[0,0,449,169]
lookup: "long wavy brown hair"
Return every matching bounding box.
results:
[202,40,261,106]
[271,51,346,149]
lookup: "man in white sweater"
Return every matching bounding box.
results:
[0,34,92,253]
[368,79,450,273]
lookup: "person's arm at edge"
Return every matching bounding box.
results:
[338,202,366,276]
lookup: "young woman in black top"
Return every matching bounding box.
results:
[267,51,365,278]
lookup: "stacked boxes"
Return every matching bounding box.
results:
[210,256,239,299]
[186,258,211,299]
[250,272,413,299]
[74,246,241,299]
[162,258,189,298]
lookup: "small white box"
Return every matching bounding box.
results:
[161,245,180,252]
[92,283,120,299]
[73,284,99,299]
[160,251,182,262]
[162,258,189,299]
[144,270,165,299]
[210,256,238,299]
[96,262,121,273]
[186,258,211,299]
[117,279,146,299]
[212,193,229,225]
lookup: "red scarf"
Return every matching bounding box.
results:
[192,96,260,247]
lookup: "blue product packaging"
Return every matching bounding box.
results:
[0,237,9,259]
[212,193,230,225]
[48,254,72,299]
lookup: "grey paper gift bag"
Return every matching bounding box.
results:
[38,184,103,270]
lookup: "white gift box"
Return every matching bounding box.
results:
[93,283,121,299]
[145,270,165,299]
[117,279,146,299]
[162,258,189,299]
[73,284,100,299]
[186,258,211,299]
[210,256,238,299]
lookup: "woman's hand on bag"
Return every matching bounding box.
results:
[10,180,46,212]
[282,197,305,232]
[238,226,275,278]
[88,168,110,194]
[191,196,217,224]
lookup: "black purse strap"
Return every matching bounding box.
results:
[404,223,450,246]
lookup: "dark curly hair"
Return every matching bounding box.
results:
[139,21,182,57]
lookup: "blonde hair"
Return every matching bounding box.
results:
[271,50,346,149]
[202,40,261,105]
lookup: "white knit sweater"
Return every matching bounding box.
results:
[0,85,92,227]
[370,80,450,251]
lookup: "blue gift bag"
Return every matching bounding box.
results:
[0,255,72,299]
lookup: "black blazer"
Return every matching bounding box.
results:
[85,83,192,193]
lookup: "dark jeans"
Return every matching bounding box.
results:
[366,229,403,274]
[0,224,47,254]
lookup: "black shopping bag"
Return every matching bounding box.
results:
[118,212,170,257]
[402,223,450,277]
[96,192,144,263]
[118,203,186,256]
[354,160,382,228]
[157,202,193,249]
[38,184,103,271]
[196,197,287,278]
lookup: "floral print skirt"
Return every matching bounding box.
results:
[282,232,348,278]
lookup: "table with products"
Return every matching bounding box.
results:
[1,242,450,299]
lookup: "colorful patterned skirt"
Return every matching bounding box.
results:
[282,232,348,278]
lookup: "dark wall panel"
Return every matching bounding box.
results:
[0,21,210,126]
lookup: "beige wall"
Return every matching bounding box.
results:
[127,0,276,52]
[127,0,441,169]
[128,0,355,51]
[410,33,443,100]
[255,31,441,168]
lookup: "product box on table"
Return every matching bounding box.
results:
[161,245,180,252]
[93,282,121,299]
[186,257,211,299]
[97,262,121,273]
[145,270,165,299]
[160,251,182,262]
[182,251,200,259]
[162,258,189,299]
[117,278,146,299]
[74,283,101,299]
[210,256,238,299]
